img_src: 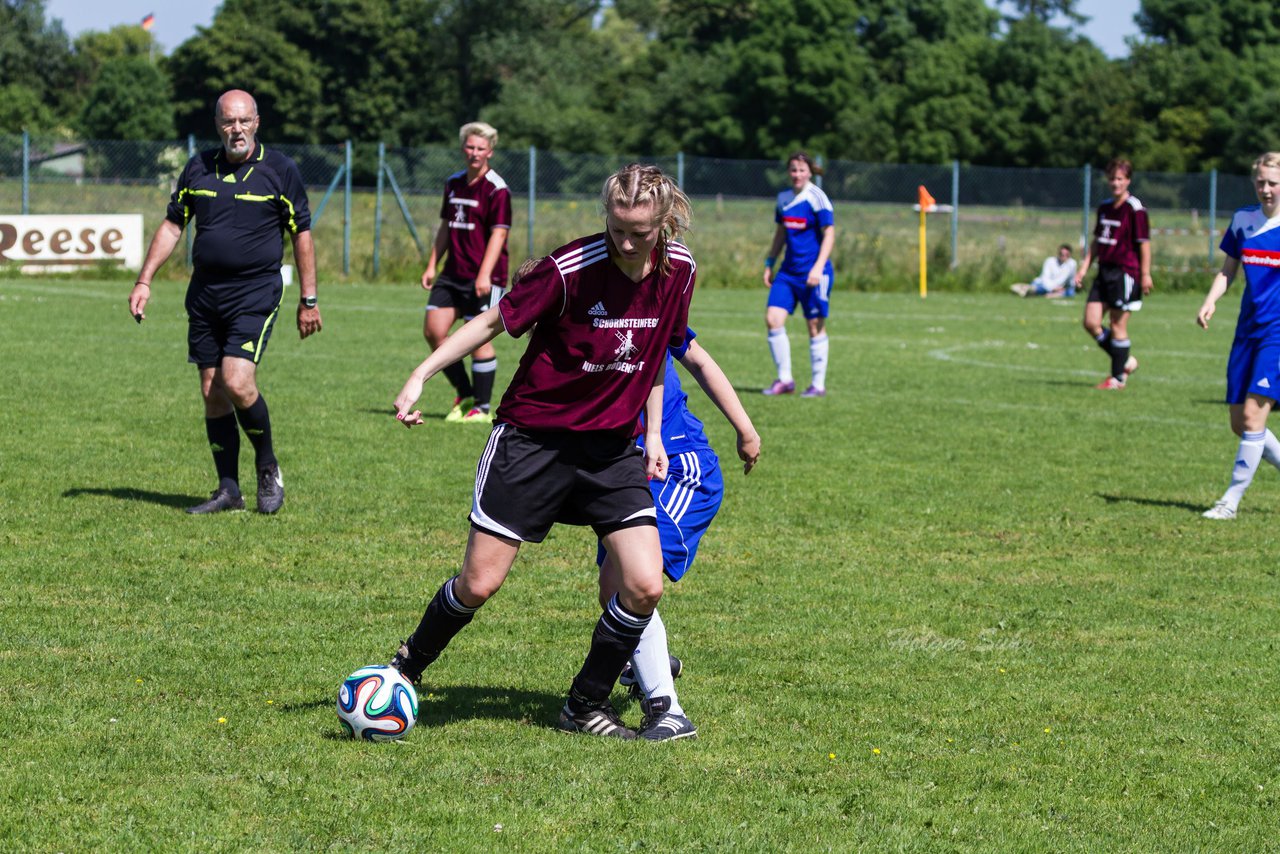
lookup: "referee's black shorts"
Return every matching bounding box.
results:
[469,424,656,543]
[185,276,284,369]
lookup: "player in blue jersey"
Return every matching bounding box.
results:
[596,327,760,739]
[762,152,836,398]
[1196,152,1280,519]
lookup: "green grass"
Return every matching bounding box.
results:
[2,279,1278,851]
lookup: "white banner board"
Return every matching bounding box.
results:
[0,214,144,272]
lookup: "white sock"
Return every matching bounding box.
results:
[809,333,829,390]
[1222,430,1266,509]
[1263,430,1280,470]
[768,328,792,384]
[630,609,682,716]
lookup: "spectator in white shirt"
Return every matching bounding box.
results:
[1011,244,1078,298]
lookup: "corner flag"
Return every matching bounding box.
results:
[918,185,936,211]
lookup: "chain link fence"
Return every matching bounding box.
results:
[1,133,1255,289]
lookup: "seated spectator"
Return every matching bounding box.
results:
[1011,244,1078,298]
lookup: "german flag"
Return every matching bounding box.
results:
[141,13,155,31]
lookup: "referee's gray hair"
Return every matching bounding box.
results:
[1253,152,1280,176]
[460,122,498,147]
[214,90,258,119]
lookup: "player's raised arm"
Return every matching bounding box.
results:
[395,306,505,426]
[678,340,761,473]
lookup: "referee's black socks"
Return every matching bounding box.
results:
[569,594,653,708]
[205,413,240,494]
[235,395,276,472]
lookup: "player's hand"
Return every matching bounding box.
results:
[475,279,492,300]
[1197,302,1215,329]
[128,282,150,322]
[394,375,427,428]
[297,304,322,338]
[644,435,667,481]
[421,267,435,290]
[738,430,761,474]
[762,268,772,287]
[807,267,822,287]
[1141,274,1153,296]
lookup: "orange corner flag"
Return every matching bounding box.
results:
[918,185,936,210]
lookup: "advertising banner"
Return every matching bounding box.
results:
[0,215,145,272]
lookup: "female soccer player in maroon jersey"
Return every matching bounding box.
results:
[389,164,696,739]
[1075,158,1153,390]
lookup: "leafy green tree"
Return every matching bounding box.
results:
[78,57,175,140]
[0,0,77,129]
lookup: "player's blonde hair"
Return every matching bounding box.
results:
[600,164,692,273]
[459,121,498,148]
[1253,152,1280,176]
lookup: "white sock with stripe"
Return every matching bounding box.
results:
[1262,429,1280,471]
[768,328,792,384]
[630,609,683,716]
[1222,430,1266,509]
[809,333,829,391]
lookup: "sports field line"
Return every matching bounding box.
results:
[927,341,1219,384]
[932,395,1218,431]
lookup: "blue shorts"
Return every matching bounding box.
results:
[768,269,831,320]
[596,447,723,581]
[1225,338,1280,404]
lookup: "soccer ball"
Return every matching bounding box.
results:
[336,665,418,741]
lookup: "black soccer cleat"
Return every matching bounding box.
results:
[619,654,683,699]
[185,486,245,515]
[256,463,284,514]
[556,699,636,740]
[638,695,698,742]
[389,640,426,686]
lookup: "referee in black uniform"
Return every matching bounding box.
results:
[129,89,322,515]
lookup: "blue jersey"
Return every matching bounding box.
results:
[638,327,711,455]
[775,183,834,276]
[1221,205,1280,341]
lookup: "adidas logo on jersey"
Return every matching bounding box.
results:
[588,301,608,317]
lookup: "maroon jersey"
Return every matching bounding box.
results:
[496,235,696,435]
[439,169,512,286]
[1092,195,1150,278]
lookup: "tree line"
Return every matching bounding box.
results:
[4,0,1279,174]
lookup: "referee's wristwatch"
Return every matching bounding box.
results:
[300,295,318,309]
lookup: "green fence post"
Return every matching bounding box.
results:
[21,130,29,214]
[344,140,352,277]
[814,155,824,190]
[528,145,537,258]
[677,151,684,189]
[374,142,385,277]
[1081,164,1092,250]
[950,159,959,269]
[1207,169,1218,266]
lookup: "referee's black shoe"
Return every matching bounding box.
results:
[186,486,245,515]
[257,463,284,514]
[557,698,637,740]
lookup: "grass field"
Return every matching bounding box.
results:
[2,278,1278,851]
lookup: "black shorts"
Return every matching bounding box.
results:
[1087,265,1142,312]
[427,273,485,320]
[185,277,284,369]
[469,424,657,543]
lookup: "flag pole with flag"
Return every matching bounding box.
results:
[141,13,155,30]
[917,186,936,299]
